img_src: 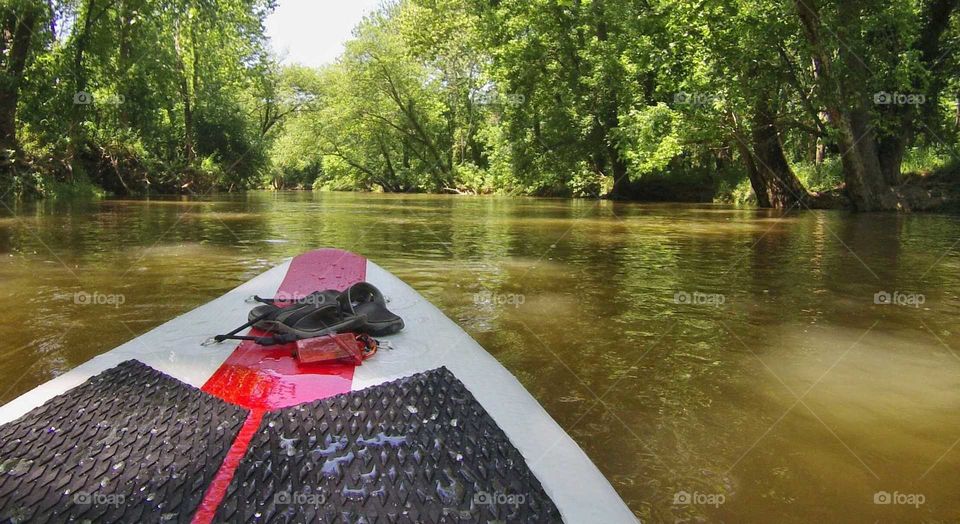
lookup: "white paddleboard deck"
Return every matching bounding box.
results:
[0,249,636,523]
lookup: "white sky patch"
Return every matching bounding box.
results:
[266,0,383,68]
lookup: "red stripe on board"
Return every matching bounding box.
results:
[201,249,367,410]
[194,249,368,522]
[191,409,265,524]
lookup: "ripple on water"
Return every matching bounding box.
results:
[2,194,960,522]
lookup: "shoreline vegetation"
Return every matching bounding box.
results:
[2,1,958,211]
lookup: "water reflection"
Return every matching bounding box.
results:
[0,192,958,522]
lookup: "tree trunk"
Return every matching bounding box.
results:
[0,89,18,161]
[733,134,771,208]
[807,51,831,168]
[955,93,960,128]
[601,91,631,198]
[815,110,830,166]
[603,101,631,198]
[608,147,631,199]
[65,0,101,178]
[815,141,826,166]
[877,135,905,184]
[833,108,894,211]
[917,0,959,125]
[377,135,398,186]
[589,0,633,200]
[190,18,200,161]
[836,4,897,210]
[0,7,40,157]
[174,27,195,163]
[875,0,957,184]
[795,0,896,210]
[180,77,194,162]
[749,99,809,208]
[117,0,132,129]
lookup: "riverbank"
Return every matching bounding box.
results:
[5,160,959,213]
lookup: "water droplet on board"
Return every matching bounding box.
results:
[279,435,299,457]
[342,485,367,501]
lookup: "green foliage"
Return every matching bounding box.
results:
[616,105,685,178]
[794,159,845,194]
[39,177,109,200]
[274,0,960,204]
[5,0,280,197]
[5,0,957,205]
[715,177,757,206]
[902,147,954,175]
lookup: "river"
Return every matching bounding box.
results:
[1,191,958,522]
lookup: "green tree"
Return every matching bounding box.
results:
[0,0,47,167]
[5,0,279,195]
[793,0,959,210]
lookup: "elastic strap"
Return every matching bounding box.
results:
[357,334,379,360]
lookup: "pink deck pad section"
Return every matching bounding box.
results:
[201,249,368,410]
[194,249,367,524]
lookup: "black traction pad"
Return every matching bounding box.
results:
[0,360,248,524]
[213,367,562,523]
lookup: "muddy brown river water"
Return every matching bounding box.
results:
[1,192,958,522]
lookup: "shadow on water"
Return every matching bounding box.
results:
[0,192,959,522]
